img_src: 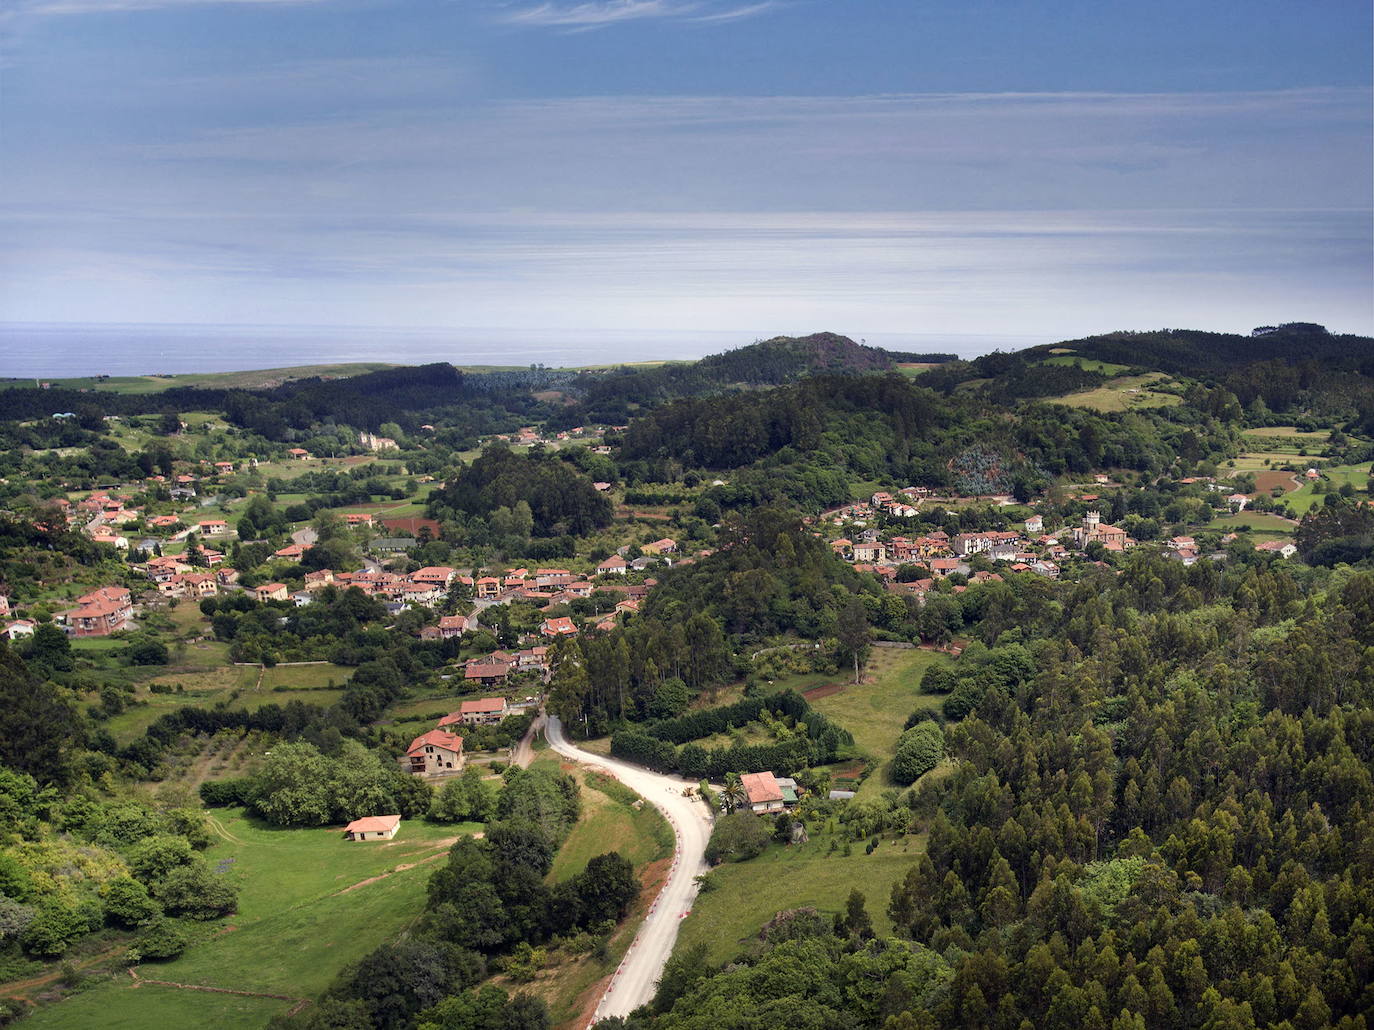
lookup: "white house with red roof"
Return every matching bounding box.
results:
[398,730,464,777]
[343,814,401,841]
[540,616,577,638]
[740,771,787,814]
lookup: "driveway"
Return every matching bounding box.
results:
[544,716,713,1023]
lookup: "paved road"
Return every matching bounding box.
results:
[544,716,714,1026]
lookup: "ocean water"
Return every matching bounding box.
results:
[0,323,1040,379]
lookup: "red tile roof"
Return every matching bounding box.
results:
[741,771,783,805]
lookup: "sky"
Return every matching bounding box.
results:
[1,0,1371,354]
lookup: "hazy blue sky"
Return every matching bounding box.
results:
[1,0,1370,344]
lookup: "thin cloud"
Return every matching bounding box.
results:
[500,0,774,28]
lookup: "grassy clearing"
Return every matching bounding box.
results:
[1206,512,1295,538]
[1040,356,1131,375]
[551,772,673,882]
[1240,426,1332,442]
[807,648,948,795]
[1055,373,1181,413]
[260,664,353,690]
[675,829,923,965]
[23,809,480,1030]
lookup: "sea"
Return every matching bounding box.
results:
[0,323,1043,380]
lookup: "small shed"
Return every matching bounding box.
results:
[343,815,401,841]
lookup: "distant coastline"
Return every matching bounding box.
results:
[0,322,1039,379]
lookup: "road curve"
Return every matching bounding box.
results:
[544,715,713,1026]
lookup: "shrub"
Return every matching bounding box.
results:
[891,722,944,785]
[704,812,771,864]
[137,917,189,960]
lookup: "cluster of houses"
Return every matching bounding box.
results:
[825,499,1147,593]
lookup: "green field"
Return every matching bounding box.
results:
[1055,373,1181,413]
[1240,426,1332,442]
[807,648,948,794]
[675,830,922,965]
[1040,356,1131,375]
[1206,512,1296,538]
[22,810,481,1030]
[550,773,673,882]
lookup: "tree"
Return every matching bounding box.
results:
[0,644,79,785]
[429,768,496,824]
[836,595,871,684]
[705,812,771,864]
[891,722,944,785]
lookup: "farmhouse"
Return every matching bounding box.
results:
[446,697,510,726]
[464,662,511,687]
[343,815,401,841]
[740,771,789,814]
[398,730,464,777]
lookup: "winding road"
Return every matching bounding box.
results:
[544,715,714,1026]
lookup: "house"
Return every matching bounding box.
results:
[214,461,236,474]
[535,569,575,588]
[597,555,628,576]
[830,538,853,558]
[304,569,335,591]
[411,567,457,588]
[464,662,511,687]
[740,771,787,814]
[254,582,289,602]
[851,541,886,563]
[1226,493,1250,511]
[197,519,229,536]
[344,513,375,527]
[163,572,218,599]
[540,616,578,638]
[475,576,502,599]
[641,538,677,556]
[1256,540,1299,559]
[287,448,311,459]
[398,730,465,776]
[929,558,969,579]
[1024,515,1044,534]
[450,697,509,726]
[4,619,36,641]
[274,544,306,561]
[60,586,134,637]
[437,614,469,639]
[343,815,401,841]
